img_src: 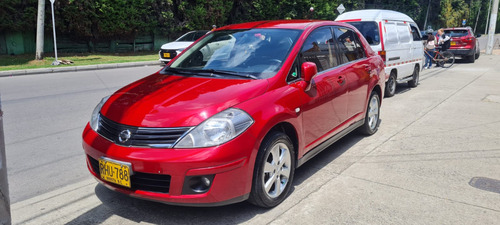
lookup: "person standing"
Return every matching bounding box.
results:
[436,28,451,52]
[424,30,437,69]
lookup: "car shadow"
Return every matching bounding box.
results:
[68,132,366,224]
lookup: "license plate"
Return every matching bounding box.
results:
[450,41,456,46]
[163,53,171,58]
[99,157,131,188]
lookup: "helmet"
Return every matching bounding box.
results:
[427,29,434,34]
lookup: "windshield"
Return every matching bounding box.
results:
[444,30,469,37]
[166,29,302,79]
[347,21,380,45]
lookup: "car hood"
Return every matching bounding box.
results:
[100,73,268,127]
[160,41,193,50]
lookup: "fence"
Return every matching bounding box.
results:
[0,31,169,55]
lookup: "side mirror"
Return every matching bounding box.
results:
[301,62,317,84]
[476,34,481,38]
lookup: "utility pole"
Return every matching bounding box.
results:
[35,0,45,60]
[485,0,493,35]
[49,0,60,66]
[423,0,431,31]
[486,0,499,55]
[474,2,482,33]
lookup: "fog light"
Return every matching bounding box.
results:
[182,175,215,194]
[201,176,211,186]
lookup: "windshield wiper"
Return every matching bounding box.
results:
[162,67,217,77]
[199,69,258,80]
[163,68,258,79]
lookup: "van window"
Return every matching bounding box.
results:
[347,21,380,45]
[410,24,421,41]
[333,27,365,63]
[300,27,338,72]
[397,23,411,43]
[385,22,398,44]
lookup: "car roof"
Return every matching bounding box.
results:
[218,20,348,30]
[443,27,471,30]
[336,9,415,23]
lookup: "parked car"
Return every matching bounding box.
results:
[443,27,480,63]
[158,30,208,63]
[336,9,423,97]
[83,20,385,208]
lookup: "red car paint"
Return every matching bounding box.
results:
[83,20,385,206]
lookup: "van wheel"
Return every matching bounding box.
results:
[385,72,396,97]
[359,91,380,135]
[408,65,419,88]
[248,131,295,208]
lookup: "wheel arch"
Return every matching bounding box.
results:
[372,84,383,104]
[390,68,398,79]
[267,122,299,166]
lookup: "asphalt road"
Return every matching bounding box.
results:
[2,55,500,224]
[0,65,162,203]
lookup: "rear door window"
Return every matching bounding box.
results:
[347,21,380,45]
[333,27,365,64]
[385,22,398,44]
[397,23,411,43]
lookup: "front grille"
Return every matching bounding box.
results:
[96,114,191,148]
[160,49,177,59]
[88,155,171,194]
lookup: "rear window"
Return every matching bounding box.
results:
[444,30,469,37]
[347,21,380,45]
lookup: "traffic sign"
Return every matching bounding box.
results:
[337,4,345,14]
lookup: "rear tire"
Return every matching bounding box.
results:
[359,92,381,135]
[468,49,476,63]
[408,65,419,88]
[475,49,480,59]
[248,131,295,208]
[384,72,396,97]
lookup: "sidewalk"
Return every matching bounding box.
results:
[0,60,162,78]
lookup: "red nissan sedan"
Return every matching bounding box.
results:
[83,20,385,208]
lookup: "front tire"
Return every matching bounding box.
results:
[385,72,396,97]
[359,92,381,135]
[408,65,419,88]
[248,131,295,208]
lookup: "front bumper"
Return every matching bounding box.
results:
[158,49,178,63]
[82,124,258,206]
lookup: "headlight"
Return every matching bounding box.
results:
[89,95,110,131]
[176,48,185,54]
[174,108,254,148]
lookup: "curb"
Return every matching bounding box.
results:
[0,61,163,78]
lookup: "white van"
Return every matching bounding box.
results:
[335,10,423,97]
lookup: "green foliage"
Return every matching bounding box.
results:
[1,0,499,43]
[440,0,469,27]
[0,0,38,32]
